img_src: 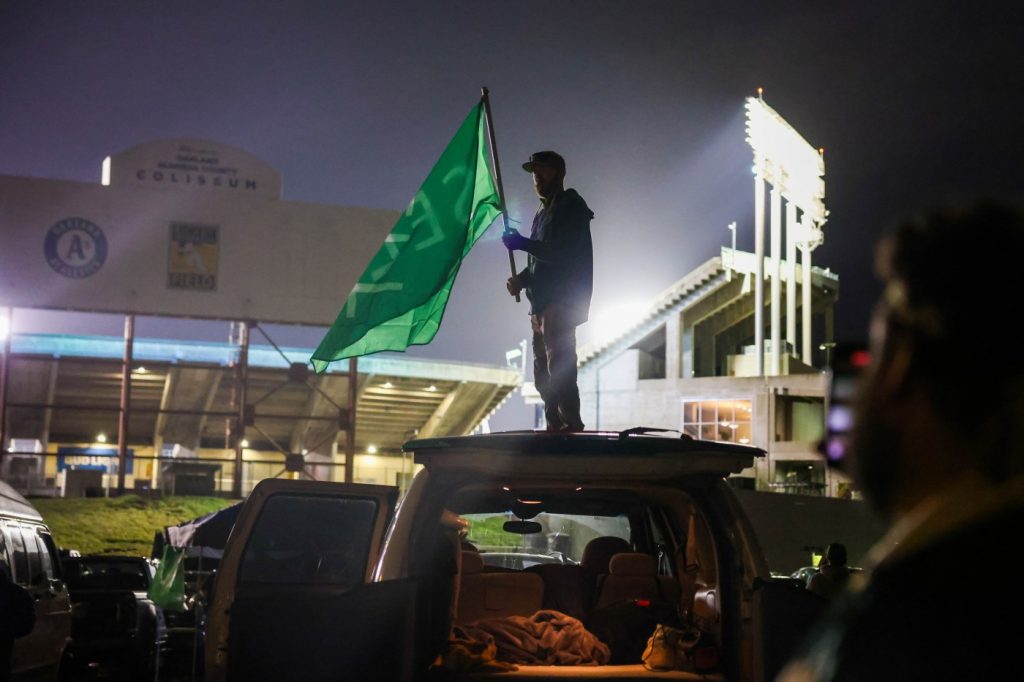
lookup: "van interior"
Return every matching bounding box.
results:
[417,479,734,680]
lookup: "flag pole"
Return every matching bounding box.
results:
[480,86,520,303]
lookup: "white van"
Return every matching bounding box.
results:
[1,480,72,680]
[206,430,822,681]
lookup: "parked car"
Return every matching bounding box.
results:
[790,564,863,585]
[1,480,72,681]
[205,430,823,681]
[789,565,819,583]
[62,555,166,680]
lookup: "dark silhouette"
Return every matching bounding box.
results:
[780,203,1024,681]
[503,151,594,432]
[806,543,850,599]
[0,566,35,682]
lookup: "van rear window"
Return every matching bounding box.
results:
[463,512,630,566]
[239,494,378,588]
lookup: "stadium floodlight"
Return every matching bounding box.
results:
[745,96,827,227]
[744,93,828,373]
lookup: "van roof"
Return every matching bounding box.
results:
[0,480,44,522]
[404,430,763,479]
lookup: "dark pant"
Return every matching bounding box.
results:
[532,304,584,431]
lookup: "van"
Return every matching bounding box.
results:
[206,430,822,681]
[0,480,72,681]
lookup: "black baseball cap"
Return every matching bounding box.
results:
[522,151,566,174]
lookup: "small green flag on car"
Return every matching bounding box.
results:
[148,545,186,613]
[311,103,501,373]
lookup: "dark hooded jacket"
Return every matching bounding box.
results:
[518,188,594,324]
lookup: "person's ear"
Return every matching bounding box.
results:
[872,330,916,401]
[880,344,912,397]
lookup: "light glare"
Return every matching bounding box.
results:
[585,301,649,346]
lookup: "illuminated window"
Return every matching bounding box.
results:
[682,399,752,444]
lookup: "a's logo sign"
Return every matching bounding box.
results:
[44,217,108,278]
[168,222,219,291]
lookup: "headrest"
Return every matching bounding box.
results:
[608,552,657,577]
[461,551,484,575]
[581,536,631,572]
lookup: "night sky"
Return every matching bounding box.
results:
[2,1,1022,427]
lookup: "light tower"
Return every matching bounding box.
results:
[744,92,827,374]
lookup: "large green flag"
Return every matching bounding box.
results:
[311,103,501,373]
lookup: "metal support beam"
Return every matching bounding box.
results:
[289,373,357,455]
[116,314,134,496]
[232,321,249,498]
[344,358,357,484]
[290,376,329,454]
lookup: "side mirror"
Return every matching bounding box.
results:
[503,520,542,534]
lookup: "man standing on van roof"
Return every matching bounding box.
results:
[502,151,594,432]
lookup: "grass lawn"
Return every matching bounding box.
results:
[31,495,238,557]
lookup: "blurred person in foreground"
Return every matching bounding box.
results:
[503,151,594,432]
[780,203,1024,681]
